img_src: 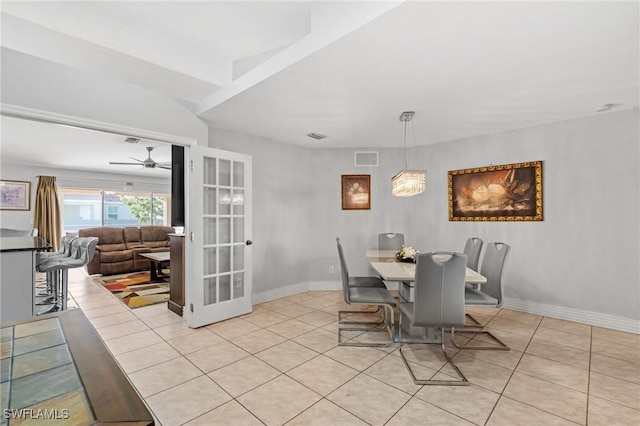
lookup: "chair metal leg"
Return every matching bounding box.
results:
[338,307,384,326]
[450,314,510,351]
[338,305,395,347]
[399,327,469,386]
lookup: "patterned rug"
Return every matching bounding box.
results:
[93,270,170,309]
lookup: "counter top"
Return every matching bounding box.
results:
[1,309,154,425]
[0,237,50,252]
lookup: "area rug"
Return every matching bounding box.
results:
[93,271,170,309]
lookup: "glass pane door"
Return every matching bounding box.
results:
[188,146,252,328]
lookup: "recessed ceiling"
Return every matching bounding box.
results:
[0,0,638,172]
[0,115,172,178]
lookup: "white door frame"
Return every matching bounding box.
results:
[1,104,198,320]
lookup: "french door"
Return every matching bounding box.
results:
[187,145,252,328]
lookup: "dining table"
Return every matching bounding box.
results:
[365,249,487,343]
[366,249,487,285]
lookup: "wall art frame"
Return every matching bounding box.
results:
[0,180,31,211]
[341,174,371,210]
[448,161,543,221]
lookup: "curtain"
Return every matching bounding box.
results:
[34,176,62,251]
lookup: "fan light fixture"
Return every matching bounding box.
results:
[392,112,426,197]
[109,146,171,170]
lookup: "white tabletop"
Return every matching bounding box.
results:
[366,250,487,284]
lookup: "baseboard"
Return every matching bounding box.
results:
[251,282,309,305]
[308,281,341,291]
[503,297,640,334]
[252,283,639,335]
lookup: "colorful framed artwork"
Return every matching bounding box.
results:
[448,161,543,221]
[341,174,371,210]
[0,180,31,211]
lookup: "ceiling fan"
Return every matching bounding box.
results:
[109,146,171,170]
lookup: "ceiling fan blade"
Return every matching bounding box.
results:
[109,162,142,165]
[157,165,172,170]
[129,157,144,162]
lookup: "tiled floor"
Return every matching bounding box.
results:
[65,269,640,426]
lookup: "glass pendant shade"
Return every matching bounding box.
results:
[392,111,426,197]
[392,170,426,197]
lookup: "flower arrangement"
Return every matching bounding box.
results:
[396,246,418,263]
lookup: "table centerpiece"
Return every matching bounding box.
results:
[396,246,418,263]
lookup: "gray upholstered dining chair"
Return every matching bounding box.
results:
[378,233,405,251]
[463,237,483,272]
[399,252,469,385]
[337,238,387,289]
[452,242,511,351]
[337,237,397,347]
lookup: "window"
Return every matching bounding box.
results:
[59,188,170,234]
[106,206,118,221]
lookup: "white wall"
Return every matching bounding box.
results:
[208,127,313,294]
[207,110,638,330]
[307,109,639,330]
[0,163,170,231]
[408,109,639,323]
[1,48,208,146]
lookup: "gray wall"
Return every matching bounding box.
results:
[208,127,313,294]
[407,109,639,320]
[210,109,639,324]
[1,48,208,146]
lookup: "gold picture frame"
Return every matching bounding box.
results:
[448,161,543,221]
[341,174,371,210]
[0,180,31,211]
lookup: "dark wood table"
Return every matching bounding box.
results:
[0,308,154,425]
[139,251,170,282]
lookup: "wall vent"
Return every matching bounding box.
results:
[124,137,140,144]
[355,151,379,167]
[306,133,327,140]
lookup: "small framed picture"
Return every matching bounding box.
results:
[341,174,371,210]
[0,180,31,211]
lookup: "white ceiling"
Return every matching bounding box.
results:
[0,1,638,175]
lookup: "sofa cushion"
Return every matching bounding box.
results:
[100,250,133,263]
[79,227,124,244]
[97,243,127,252]
[141,226,174,247]
[123,227,143,249]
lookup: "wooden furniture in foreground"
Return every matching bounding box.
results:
[1,309,154,425]
[168,233,185,316]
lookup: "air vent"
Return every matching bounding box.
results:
[306,133,327,140]
[124,137,140,144]
[355,151,379,167]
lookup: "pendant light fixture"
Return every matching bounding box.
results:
[392,111,426,197]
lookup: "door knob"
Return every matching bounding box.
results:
[246,240,253,245]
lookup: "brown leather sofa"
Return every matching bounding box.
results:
[78,226,174,275]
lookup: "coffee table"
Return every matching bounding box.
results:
[139,251,170,282]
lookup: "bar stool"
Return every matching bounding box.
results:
[36,237,80,307]
[37,237,97,314]
[36,235,77,292]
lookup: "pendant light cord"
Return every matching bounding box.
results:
[403,118,408,169]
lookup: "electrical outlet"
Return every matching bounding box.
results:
[329,265,335,274]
